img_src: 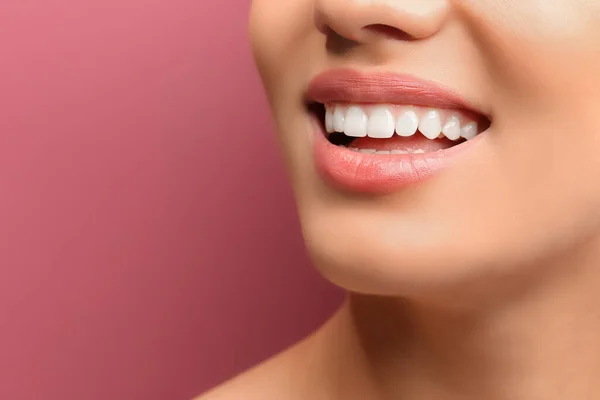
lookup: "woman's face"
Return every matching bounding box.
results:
[249,0,600,296]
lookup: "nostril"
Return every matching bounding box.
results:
[363,24,416,41]
[324,25,361,54]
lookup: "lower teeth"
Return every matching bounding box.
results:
[343,146,426,155]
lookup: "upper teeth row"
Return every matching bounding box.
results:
[325,104,479,141]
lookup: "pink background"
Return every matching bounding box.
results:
[0,1,342,399]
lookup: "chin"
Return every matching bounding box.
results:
[301,218,476,296]
[294,181,599,299]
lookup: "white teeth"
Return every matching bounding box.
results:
[324,104,482,141]
[396,109,419,137]
[344,106,368,137]
[367,106,395,138]
[346,148,392,154]
[333,105,345,132]
[325,108,334,133]
[419,109,442,140]
[342,147,427,155]
[442,114,462,141]
[461,122,478,140]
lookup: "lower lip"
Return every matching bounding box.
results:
[312,118,482,194]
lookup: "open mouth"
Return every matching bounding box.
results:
[308,102,490,155]
[305,68,491,193]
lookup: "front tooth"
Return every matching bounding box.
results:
[442,115,461,141]
[461,122,478,140]
[419,109,442,140]
[359,149,377,154]
[333,105,345,132]
[367,106,395,138]
[325,108,334,133]
[344,106,368,137]
[396,109,419,137]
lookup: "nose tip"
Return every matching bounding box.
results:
[315,0,449,43]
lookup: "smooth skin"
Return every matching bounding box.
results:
[199,0,600,399]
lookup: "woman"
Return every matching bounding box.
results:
[200,0,600,399]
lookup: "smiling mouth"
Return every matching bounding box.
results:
[308,102,490,155]
[304,69,491,193]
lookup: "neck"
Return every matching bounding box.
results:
[320,243,600,400]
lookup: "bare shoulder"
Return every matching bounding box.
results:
[194,359,285,400]
[194,339,312,400]
[195,311,344,400]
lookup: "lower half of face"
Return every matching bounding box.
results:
[250,0,600,297]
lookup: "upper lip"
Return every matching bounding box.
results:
[307,68,485,116]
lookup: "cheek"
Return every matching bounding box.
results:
[249,0,321,195]
[464,0,600,228]
[461,0,600,100]
[250,0,314,85]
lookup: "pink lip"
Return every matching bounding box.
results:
[307,69,485,194]
[307,68,482,112]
